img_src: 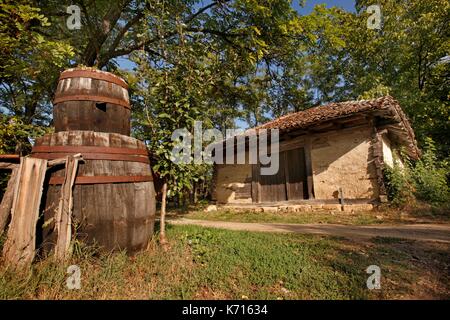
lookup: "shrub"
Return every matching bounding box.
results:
[384,138,450,206]
[383,161,414,206]
[410,138,450,204]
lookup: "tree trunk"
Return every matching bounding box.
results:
[159,182,168,246]
[193,181,198,204]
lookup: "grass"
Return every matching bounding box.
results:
[179,205,450,226]
[0,225,448,299]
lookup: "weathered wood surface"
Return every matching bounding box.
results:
[54,154,83,261]
[304,138,315,199]
[2,157,48,268]
[0,154,20,161]
[234,183,252,200]
[0,167,19,236]
[258,154,287,202]
[370,117,387,199]
[252,147,310,203]
[0,163,19,170]
[36,131,156,253]
[285,147,308,200]
[251,164,260,203]
[0,157,68,236]
[53,69,130,135]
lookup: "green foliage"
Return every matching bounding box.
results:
[383,162,415,207]
[0,0,73,78]
[410,139,450,204]
[0,114,50,196]
[0,0,74,124]
[384,139,450,206]
[300,0,449,157]
[129,0,317,198]
[0,0,448,206]
[3,225,449,299]
[0,115,49,154]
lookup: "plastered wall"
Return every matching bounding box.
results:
[215,163,253,204]
[215,126,381,203]
[310,127,379,200]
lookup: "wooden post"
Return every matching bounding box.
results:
[283,151,291,200]
[2,157,48,268]
[338,187,345,211]
[0,166,19,236]
[304,137,315,200]
[369,117,388,201]
[251,164,260,203]
[54,154,83,261]
[159,182,168,247]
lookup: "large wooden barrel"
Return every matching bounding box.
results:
[53,68,131,135]
[31,131,156,253]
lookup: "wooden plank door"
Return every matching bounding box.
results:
[251,147,310,203]
[284,147,308,200]
[256,153,287,202]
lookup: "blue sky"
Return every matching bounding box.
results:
[295,0,355,14]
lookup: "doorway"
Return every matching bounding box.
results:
[253,147,310,203]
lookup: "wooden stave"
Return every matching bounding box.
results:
[36,131,156,253]
[53,69,131,135]
[53,101,131,135]
[58,69,129,89]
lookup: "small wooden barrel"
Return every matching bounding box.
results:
[32,131,156,253]
[53,68,131,135]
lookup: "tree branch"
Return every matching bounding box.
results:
[110,11,145,56]
[81,0,132,66]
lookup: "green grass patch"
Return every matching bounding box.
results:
[0,225,448,299]
[182,209,382,225]
[181,206,450,225]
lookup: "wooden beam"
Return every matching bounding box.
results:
[279,135,307,152]
[283,151,291,200]
[2,157,48,268]
[0,167,19,236]
[1,155,75,170]
[47,153,81,168]
[0,154,20,161]
[338,187,345,210]
[251,164,260,203]
[0,163,19,170]
[304,137,315,199]
[54,154,83,261]
[369,118,387,199]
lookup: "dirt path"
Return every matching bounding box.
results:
[168,218,450,243]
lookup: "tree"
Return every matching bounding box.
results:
[0,0,74,125]
[302,1,450,157]
[129,0,312,243]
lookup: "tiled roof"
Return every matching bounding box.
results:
[257,96,397,130]
[251,96,420,159]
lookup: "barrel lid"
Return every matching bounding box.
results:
[59,68,129,89]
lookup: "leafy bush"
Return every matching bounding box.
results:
[0,115,50,155]
[383,161,415,206]
[0,115,50,197]
[411,139,450,204]
[384,138,450,206]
